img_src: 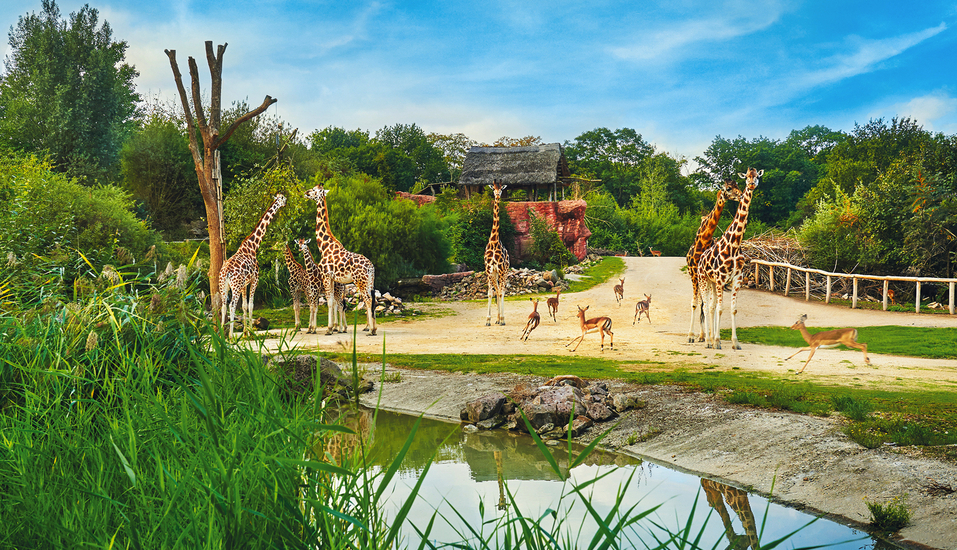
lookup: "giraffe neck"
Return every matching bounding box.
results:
[489,193,501,245]
[699,192,726,242]
[283,245,298,267]
[313,193,342,256]
[239,198,282,256]
[298,242,318,271]
[723,185,754,253]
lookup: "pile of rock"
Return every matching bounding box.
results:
[264,354,374,402]
[320,288,407,317]
[460,375,644,439]
[437,268,567,300]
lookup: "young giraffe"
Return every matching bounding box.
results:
[485,179,510,326]
[685,179,743,343]
[697,168,763,350]
[304,184,377,336]
[282,243,309,331]
[295,238,347,334]
[219,193,287,339]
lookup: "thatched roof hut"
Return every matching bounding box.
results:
[457,143,572,201]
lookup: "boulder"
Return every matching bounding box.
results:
[466,393,505,423]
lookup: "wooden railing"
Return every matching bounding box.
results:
[749,260,957,315]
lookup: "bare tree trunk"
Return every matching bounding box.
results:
[164,42,276,318]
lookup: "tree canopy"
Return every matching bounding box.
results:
[0,0,140,183]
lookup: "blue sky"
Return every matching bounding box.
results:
[3,0,956,168]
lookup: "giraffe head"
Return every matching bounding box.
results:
[488,179,507,200]
[295,237,311,249]
[305,185,328,203]
[737,168,763,190]
[720,179,744,204]
[273,193,288,209]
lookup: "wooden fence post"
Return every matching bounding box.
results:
[852,277,858,309]
[805,271,810,301]
[784,267,792,296]
[826,275,832,304]
[916,281,922,313]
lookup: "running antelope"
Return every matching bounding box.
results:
[786,314,870,373]
[566,305,614,352]
[520,299,542,341]
[633,294,652,325]
[614,278,625,306]
[546,288,561,322]
[649,247,662,257]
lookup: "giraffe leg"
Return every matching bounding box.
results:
[323,275,337,335]
[729,277,743,350]
[245,278,258,337]
[219,281,230,336]
[713,286,724,350]
[228,286,242,341]
[486,279,495,326]
[292,290,302,331]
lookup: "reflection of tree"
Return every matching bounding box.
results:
[494,451,508,511]
[700,479,759,550]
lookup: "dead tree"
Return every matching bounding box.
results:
[164,42,277,316]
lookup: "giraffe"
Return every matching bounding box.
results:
[685,179,744,343]
[219,193,287,339]
[304,184,377,336]
[282,243,309,331]
[697,168,763,350]
[485,179,510,326]
[700,479,759,550]
[295,237,347,334]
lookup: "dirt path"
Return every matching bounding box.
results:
[260,257,957,549]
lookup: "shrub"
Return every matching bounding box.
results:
[865,495,911,532]
[832,394,872,421]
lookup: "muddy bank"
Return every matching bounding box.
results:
[359,367,957,550]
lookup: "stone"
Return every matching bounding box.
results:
[476,415,507,430]
[612,392,644,413]
[466,393,505,423]
[566,416,594,437]
[586,402,616,422]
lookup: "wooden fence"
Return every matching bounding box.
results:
[749,260,957,315]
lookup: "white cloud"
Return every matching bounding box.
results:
[609,1,785,62]
[880,91,957,133]
[801,23,947,88]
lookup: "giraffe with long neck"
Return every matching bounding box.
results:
[697,168,762,350]
[219,193,287,339]
[686,179,743,343]
[305,184,377,335]
[484,179,510,326]
[283,243,308,331]
[295,237,347,334]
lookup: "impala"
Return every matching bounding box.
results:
[787,314,870,373]
[633,294,652,325]
[546,288,561,322]
[614,278,625,306]
[566,305,613,352]
[520,299,542,341]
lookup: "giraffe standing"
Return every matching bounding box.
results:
[697,168,763,350]
[685,179,743,343]
[305,184,377,336]
[295,238,347,334]
[485,179,510,326]
[219,193,287,339]
[282,243,309,331]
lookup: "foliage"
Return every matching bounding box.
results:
[0,152,161,285]
[426,131,476,180]
[831,394,872,422]
[440,190,517,270]
[120,112,199,236]
[564,127,655,206]
[865,496,912,533]
[0,0,140,183]
[527,209,577,269]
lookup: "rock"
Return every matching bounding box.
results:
[266,355,373,401]
[466,393,505,423]
[586,402,617,422]
[252,317,270,330]
[514,402,558,432]
[612,392,644,413]
[476,415,507,430]
[566,416,594,437]
[462,424,479,433]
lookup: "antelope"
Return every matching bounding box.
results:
[786,314,870,374]
[887,288,896,305]
[614,278,625,306]
[546,288,561,322]
[566,305,613,352]
[649,247,662,257]
[520,299,541,341]
[633,294,652,325]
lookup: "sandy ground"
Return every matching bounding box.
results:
[259,257,957,549]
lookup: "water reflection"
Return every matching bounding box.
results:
[325,408,895,549]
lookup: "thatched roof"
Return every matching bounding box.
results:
[457,143,571,187]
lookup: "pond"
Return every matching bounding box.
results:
[332,407,902,549]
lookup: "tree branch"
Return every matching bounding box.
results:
[187,56,209,135]
[164,49,202,168]
[206,41,226,135]
[216,95,278,148]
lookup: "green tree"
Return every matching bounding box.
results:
[120,113,199,236]
[427,132,476,181]
[0,0,140,183]
[376,123,451,186]
[564,127,655,205]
